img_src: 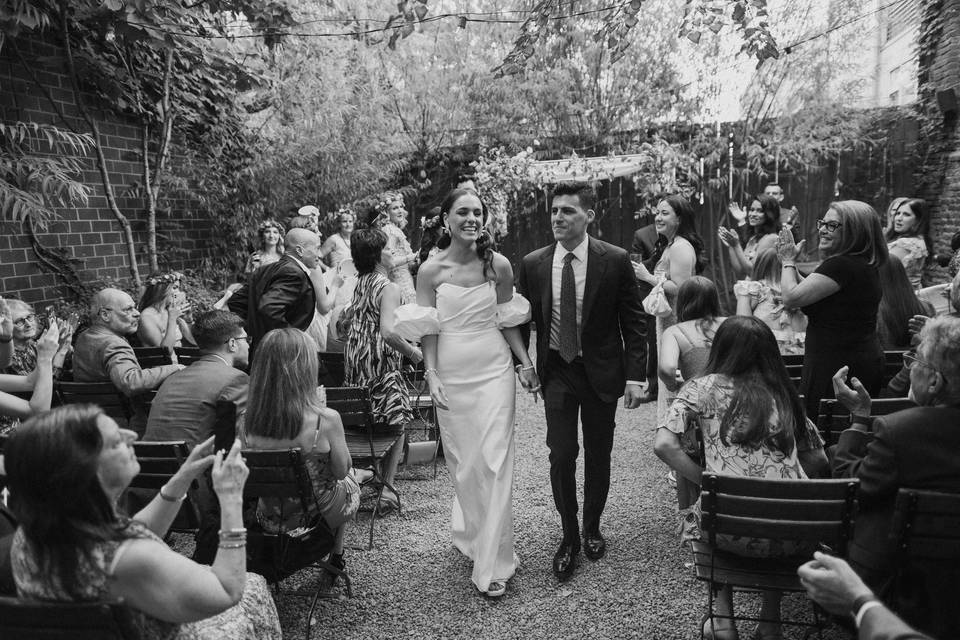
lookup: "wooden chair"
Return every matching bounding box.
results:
[888,489,960,638]
[128,441,200,532]
[132,346,174,369]
[0,596,141,639]
[325,386,404,549]
[173,346,202,367]
[816,397,916,446]
[242,448,350,639]
[401,359,441,477]
[691,474,859,637]
[55,381,131,428]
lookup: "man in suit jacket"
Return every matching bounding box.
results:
[516,182,645,582]
[228,227,331,348]
[832,316,960,639]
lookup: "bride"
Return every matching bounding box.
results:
[394,188,536,598]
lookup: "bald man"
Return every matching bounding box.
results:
[228,227,336,348]
[73,287,184,431]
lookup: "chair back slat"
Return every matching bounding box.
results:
[173,347,202,367]
[55,382,131,425]
[817,397,917,445]
[702,475,857,500]
[326,387,372,429]
[714,495,850,521]
[893,489,960,560]
[133,346,173,369]
[709,515,847,544]
[241,449,314,510]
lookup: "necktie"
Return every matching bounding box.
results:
[559,252,578,363]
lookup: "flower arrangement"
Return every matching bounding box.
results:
[144,272,181,288]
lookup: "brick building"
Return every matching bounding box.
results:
[0,34,215,306]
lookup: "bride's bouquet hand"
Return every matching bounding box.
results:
[425,370,449,410]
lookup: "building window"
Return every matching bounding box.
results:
[890,90,900,105]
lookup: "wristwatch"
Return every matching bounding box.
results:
[850,593,880,628]
[849,414,872,428]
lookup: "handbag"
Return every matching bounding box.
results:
[642,277,673,318]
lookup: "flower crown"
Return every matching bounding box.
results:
[422,215,442,229]
[257,219,285,234]
[335,206,355,218]
[144,272,181,287]
[375,192,403,215]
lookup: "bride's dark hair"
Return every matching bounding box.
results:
[438,188,496,279]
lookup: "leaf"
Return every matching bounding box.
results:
[413,3,428,21]
[686,30,701,44]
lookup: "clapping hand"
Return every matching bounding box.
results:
[832,366,872,417]
[35,317,61,363]
[718,226,740,248]
[212,438,248,502]
[728,201,747,225]
[908,314,929,336]
[776,226,805,263]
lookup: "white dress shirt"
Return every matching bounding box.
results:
[549,236,589,354]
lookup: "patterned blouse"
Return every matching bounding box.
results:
[887,236,928,289]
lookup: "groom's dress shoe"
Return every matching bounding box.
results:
[552,542,580,581]
[583,532,606,560]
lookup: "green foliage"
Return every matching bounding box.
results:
[0,122,93,227]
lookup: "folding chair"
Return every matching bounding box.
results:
[173,346,203,367]
[242,448,350,639]
[55,381,132,428]
[691,474,859,638]
[401,360,441,477]
[816,397,916,446]
[132,346,174,369]
[0,596,141,640]
[319,352,345,387]
[326,386,404,549]
[888,489,960,639]
[128,441,201,533]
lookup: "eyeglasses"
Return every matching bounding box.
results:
[13,313,37,328]
[816,220,842,233]
[227,335,252,345]
[903,351,947,381]
[101,306,137,315]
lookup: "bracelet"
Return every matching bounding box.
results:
[850,414,872,428]
[515,364,535,373]
[425,368,440,377]
[158,485,186,503]
[781,263,797,269]
[219,528,247,541]
[851,594,880,627]
[218,541,246,549]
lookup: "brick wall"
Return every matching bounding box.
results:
[919,0,960,282]
[0,33,214,306]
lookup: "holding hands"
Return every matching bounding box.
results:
[832,365,872,417]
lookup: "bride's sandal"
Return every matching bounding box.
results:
[486,581,507,598]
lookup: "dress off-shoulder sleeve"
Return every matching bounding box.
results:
[393,304,440,341]
[496,293,532,329]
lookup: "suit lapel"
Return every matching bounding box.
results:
[581,237,607,329]
[537,246,555,331]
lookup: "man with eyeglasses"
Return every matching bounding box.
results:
[831,316,960,638]
[73,288,184,432]
[144,310,249,448]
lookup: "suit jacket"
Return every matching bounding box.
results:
[228,254,316,345]
[630,223,661,302]
[833,405,960,639]
[73,326,181,395]
[516,236,645,403]
[860,606,932,640]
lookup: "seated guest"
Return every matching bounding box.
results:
[877,255,935,350]
[144,310,249,447]
[657,276,726,543]
[3,299,74,377]
[242,328,359,582]
[6,405,280,639]
[73,288,183,432]
[831,316,960,639]
[343,228,422,512]
[0,319,60,436]
[136,271,196,348]
[799,552,934,640]
[655,316,828,640]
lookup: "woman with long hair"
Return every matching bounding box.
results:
[370,192,417,304]
[244,219,285,275]
[735,249,808,343]
[633,194,706,429]
[343,228,423,512]
[137,272,195,348]
[718,194,780,278]
[394,188,533,598]
[778,200,888,419]
[320,207,355,271]
[655,316,827,640]
[884,197,931,289]
[6,404,281,638]
[877,255,935,350]
[242,328,359,580]
[657,276,726,545]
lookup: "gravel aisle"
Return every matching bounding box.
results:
[277,390,845,639]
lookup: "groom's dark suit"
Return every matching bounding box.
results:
[517,235,645,546]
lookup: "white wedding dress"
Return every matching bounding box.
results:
[395,282,530,592]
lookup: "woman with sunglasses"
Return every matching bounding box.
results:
[777,200,888,420]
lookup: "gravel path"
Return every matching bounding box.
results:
[270,389,850,640]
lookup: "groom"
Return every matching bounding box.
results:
[516,182,646,582]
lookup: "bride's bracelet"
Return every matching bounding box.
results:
[425,368,440,378]
[515,364,535,374]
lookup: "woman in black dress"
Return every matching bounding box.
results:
[776,200,888,419]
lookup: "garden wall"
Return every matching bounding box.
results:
[0,34,214,306]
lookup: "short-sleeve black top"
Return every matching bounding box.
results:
[801,254,881,353]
